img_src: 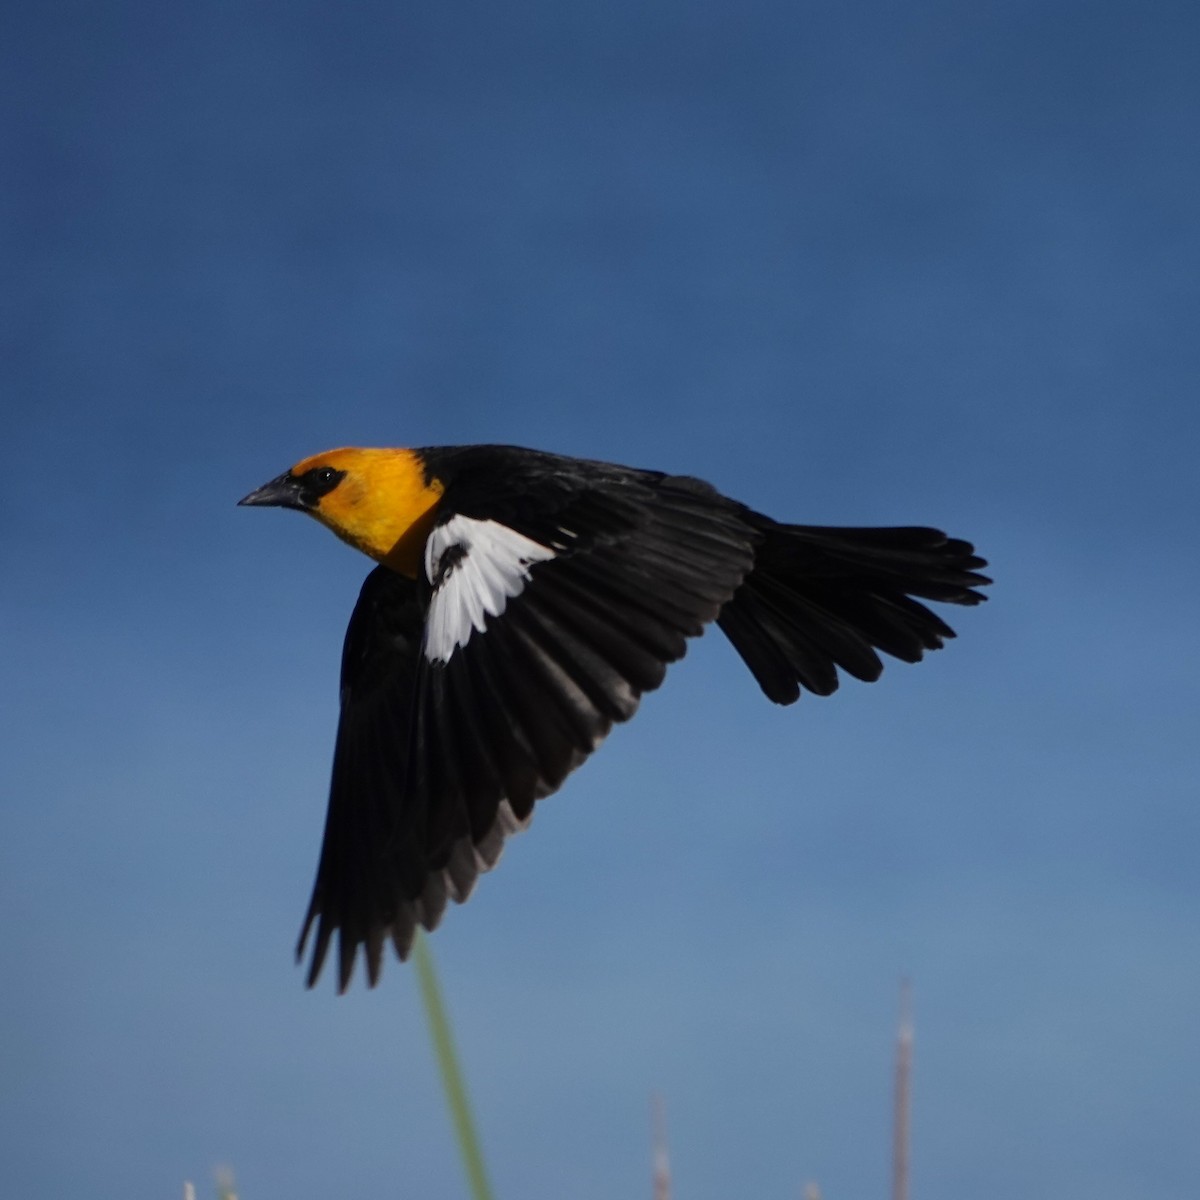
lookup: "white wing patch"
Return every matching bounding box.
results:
[424,516,557,663]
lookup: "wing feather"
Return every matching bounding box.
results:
[297,473,759,989]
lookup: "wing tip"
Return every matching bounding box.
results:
[294,798,536,991]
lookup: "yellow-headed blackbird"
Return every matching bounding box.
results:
[240,444,989,990]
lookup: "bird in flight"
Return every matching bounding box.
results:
[240,444,989,991]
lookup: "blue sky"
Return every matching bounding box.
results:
[3,1,1199,1197]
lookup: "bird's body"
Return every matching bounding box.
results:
[240,444,989,990]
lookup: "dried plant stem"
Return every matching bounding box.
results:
[412,931,496,1200]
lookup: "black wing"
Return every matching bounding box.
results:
[296,566,428,990]
[299,473,759,990]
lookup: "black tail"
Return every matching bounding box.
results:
[717,522,990,705]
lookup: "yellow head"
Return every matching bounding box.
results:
[238,447,445,577]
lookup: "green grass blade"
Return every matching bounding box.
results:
[412,931,496,1200]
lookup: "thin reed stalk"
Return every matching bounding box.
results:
[412,931,496,1200]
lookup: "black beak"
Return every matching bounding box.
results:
[237,471,304,509]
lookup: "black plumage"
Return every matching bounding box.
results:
[288,446,989,990]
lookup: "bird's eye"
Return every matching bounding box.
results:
[303,465,345,498]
